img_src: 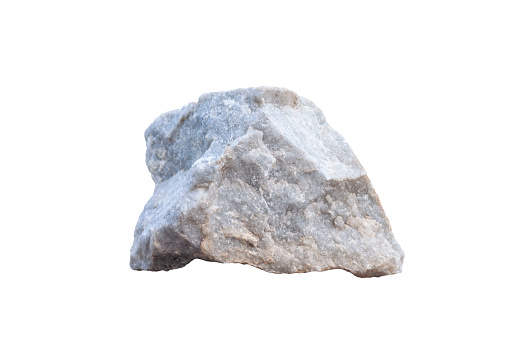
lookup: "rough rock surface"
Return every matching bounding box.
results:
[130,87,404,277]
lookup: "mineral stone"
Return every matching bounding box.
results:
[130,87,404,277]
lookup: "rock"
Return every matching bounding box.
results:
[130,87,404,277]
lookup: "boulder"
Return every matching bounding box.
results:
[130,87,404,277]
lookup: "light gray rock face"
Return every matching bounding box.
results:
[130,87,404,277]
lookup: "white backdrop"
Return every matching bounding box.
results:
[1,1,508,338]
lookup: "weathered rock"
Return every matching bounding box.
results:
[130,87,404,277]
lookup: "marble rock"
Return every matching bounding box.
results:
[130,87,404,277]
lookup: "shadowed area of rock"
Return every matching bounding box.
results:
[130,87,404,277]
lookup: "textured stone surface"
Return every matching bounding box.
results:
[130,87,404,277]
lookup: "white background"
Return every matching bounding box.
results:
[1,1,508,338]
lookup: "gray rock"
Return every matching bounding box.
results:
[130,87,404,277]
